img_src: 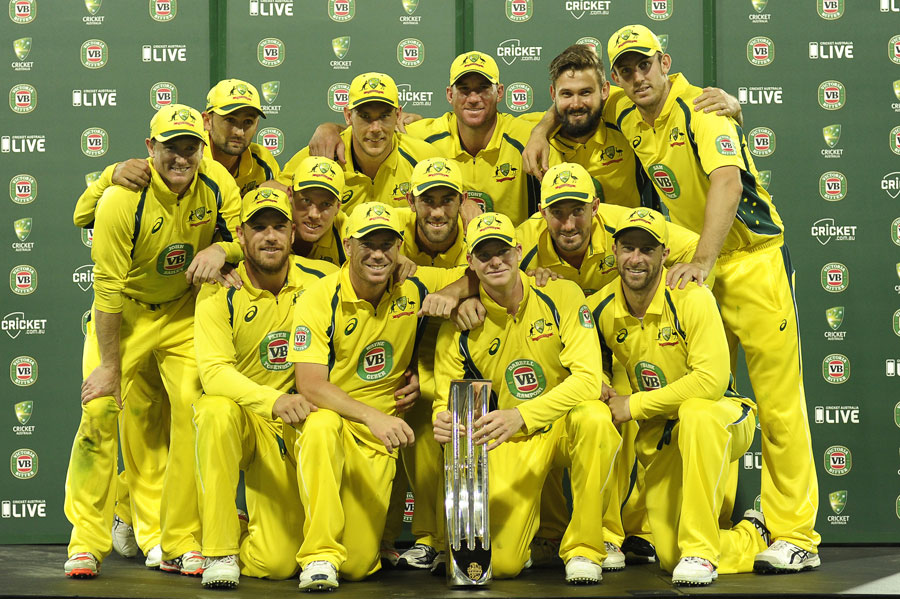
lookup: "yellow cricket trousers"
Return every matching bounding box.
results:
[490,401,621,578]
[295,409,396,580]
[637,398,764,574]
[64,293,202,561]
[193,395,303,579]
[715,242,820,551]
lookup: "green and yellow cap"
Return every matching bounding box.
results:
[291,156,345,200]
[205,78,266,118]
[449,51,500,85]
[344,202,403,239]
[607,24,664,68]
[466,212,517,254]
[409,157,463,195]
[241,187,292,223]
[540,163,595,209]
[612,207,668,246]
[149,104,206,143]
[348,72,400,110]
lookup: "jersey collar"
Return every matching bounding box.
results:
[235,259,303,299]
[652,73,689,126]
[536,216,607,268]
[343,127,402,177]
[613,266,669,319]
[446,112,508,158]
[479,270,531,321]
[550,117,611,151]
[337,262,397,308]
[148,159,199,202]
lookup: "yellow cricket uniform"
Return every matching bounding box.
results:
[405,112,539,225]
[382,208,468,549]
[588,271,763,573]
[278,129,439,214]
[433,273,621,577]
[228,142,281,197]
[301,211,347,266]
[288,265,459,579]
[193,257,337,579]
[65,160,241,562]
[613,73,819,552]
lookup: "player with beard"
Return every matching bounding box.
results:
[193,188,335,589]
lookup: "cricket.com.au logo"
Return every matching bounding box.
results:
[81,127,108,157]
[505,82,533,112]
[12,37,32,72]
[811,218,855,245]
[821,262,848,293]
[824,306,845,341]
[2,311,45,339]
[397,83,433,109]
[9,0,36,23]
[9,174,36,205]
[747,127,775,157]
[8,84,35,114]
[748,0,770,23]
[331,36,351,70]
[818,0,843,19]
[149,82,177,110]
[883,172,900,199]
[327,83,350,112]
[818,171,846,202]
[258,38,284,68]
[256,127,284,157]
[822,353,850,384]
[249,0,294,17]
[505,0,532,22]
[646,0,671,20]
[328,0,354,22]
[496,39,542,66]
[567,1,611,19]
[823,445,851,476]
[150,0,176,21]
[818,80,846,110]
[747,36,774,66]
[397,38,424,68]
[80,39,108,69]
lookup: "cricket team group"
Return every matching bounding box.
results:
[62,24,821,591]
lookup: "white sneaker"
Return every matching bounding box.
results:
[379,542,400,567]
[601,541,625,571]
[202,554,240,588]
[565,556,602,584]
[672,556,717,586]
[111,515,138,558]
[754,540,820,573]
[528,537,561,568]
[144,544,162,569]
[64,552,99,578]
[160,550,205,576]
[397,543,438,569]
[298,560,339,592]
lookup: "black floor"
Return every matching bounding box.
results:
[2,545,899,598]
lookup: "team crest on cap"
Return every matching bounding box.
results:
[170,107,195,123]
[229,83,251,99]
[552,170,577,187]
[312,160,337,178]
[426,160,446,173]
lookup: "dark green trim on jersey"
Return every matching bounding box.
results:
[591,292,616,376]
[458,330,499,412]
[407,276,430,355]
[663,289,687,342]
[531,287,561,330]
[675,99,700,161]
[130,187,150,259]
[730,404,751,425]
[424,131,452,144]
[333,225,346,265]
[294,262,328,279]
[226,286,238,328]
[526,173,541,216]
[199,173,234,242]
[734,125,782,237]
[397,147,417,169]
[250,150,274,180]
[616,105,637,131]
[657,419,677,450]
[502,133,525,154]
[326,284,340,372]
[520,246,539,272]
[780,244,802,373]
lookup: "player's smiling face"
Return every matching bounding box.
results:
[468,239,521,292]
[551,68,608,141]
[147,136,203,195]
[543,198,596,259]
[345,229,401,290]
[447,73,502,130]
[345,102,398,162]
[613,228,668,293]
[412,186,461,248]
[238,209,293,275]
[292,187,340,244]
[611,52,671,119]
[205,108,260,157]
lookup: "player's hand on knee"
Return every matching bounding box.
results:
[525,267,563,287]
[112,158,151,191]
[309,123,346,164]
[474,408,525,451]
[607,394,632,425]
[81,363,122,407]
[272,393,317,425]
[433,411,455,444]
[450,297,486,330]
[394,369,419,413]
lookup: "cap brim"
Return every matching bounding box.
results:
[612,225,665,243]
[350,223,403,239]
[612,46,660,65]
[452,69,498,85]
[210,103,266,118]
[541,190,592,207]
[413,180,462,195]
[292,180,341,198]
[469,233,516,253]
[243,205,291,222]
[153,130,206,142]
[348,97,399,110]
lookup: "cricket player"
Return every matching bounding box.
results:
[289,155,348,264]
[588,207,768,586]
[288,202,467,590]
[278,73,439,214]
[606,24,820,572]
[194,187,336,588]
[64,104,240,578]
[433,212,621,584]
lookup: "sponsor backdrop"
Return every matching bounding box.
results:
[1,0,897,544]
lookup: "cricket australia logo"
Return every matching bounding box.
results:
[528,318,553,341]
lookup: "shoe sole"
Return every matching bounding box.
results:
[673,578,714,586]
[181,568,205,577]
[65,568,98,579]
[753,557,820,574]
[397,559,434,570]
[566,576,601,585]
[299,581,338,592]
[203,579,238,589]
[602,562,625,572]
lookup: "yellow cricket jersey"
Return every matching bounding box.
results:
[194,257,338,421]
[230,142,281,198]
[588,269,754,421]
[288,264,461,455]
[405,112,540,225]
[433,273,605,435]
[613,74,784,253]
[278,129,439,214]
[517,203,700,295]
[91,160,241,312]
[300,211,348,266]
[395,207,467,268]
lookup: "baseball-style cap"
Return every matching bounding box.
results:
[241,187,292,223]
[344,202,403,239]
[612,207,668,246]
[205,79,266,118]
[348,72,400,110]
[540,163,595,209]
[149,104,206,143]
[607,24,664,68]
[465,212,517,254]
[409,158,463,196]
[449,51,500,85]
[291,156,345,199]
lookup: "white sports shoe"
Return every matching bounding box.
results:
[397,543,438,569]
[601,541,625,571]
[111,515,138,558]
[298,560,339,592]
[64,552,99,578]
[379,542,400,567]
[202,554,240,588]
[672,556,717,586]
[565,556,602,584]
[754,540,821,574]
[144,544,162,569]
[528,537,561,568]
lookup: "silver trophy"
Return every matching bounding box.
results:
[444,379,492,587]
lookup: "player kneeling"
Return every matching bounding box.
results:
[433,212,621,584]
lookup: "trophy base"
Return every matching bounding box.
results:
[446,541,492,587]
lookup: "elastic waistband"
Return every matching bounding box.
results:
[719,236,784,263]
